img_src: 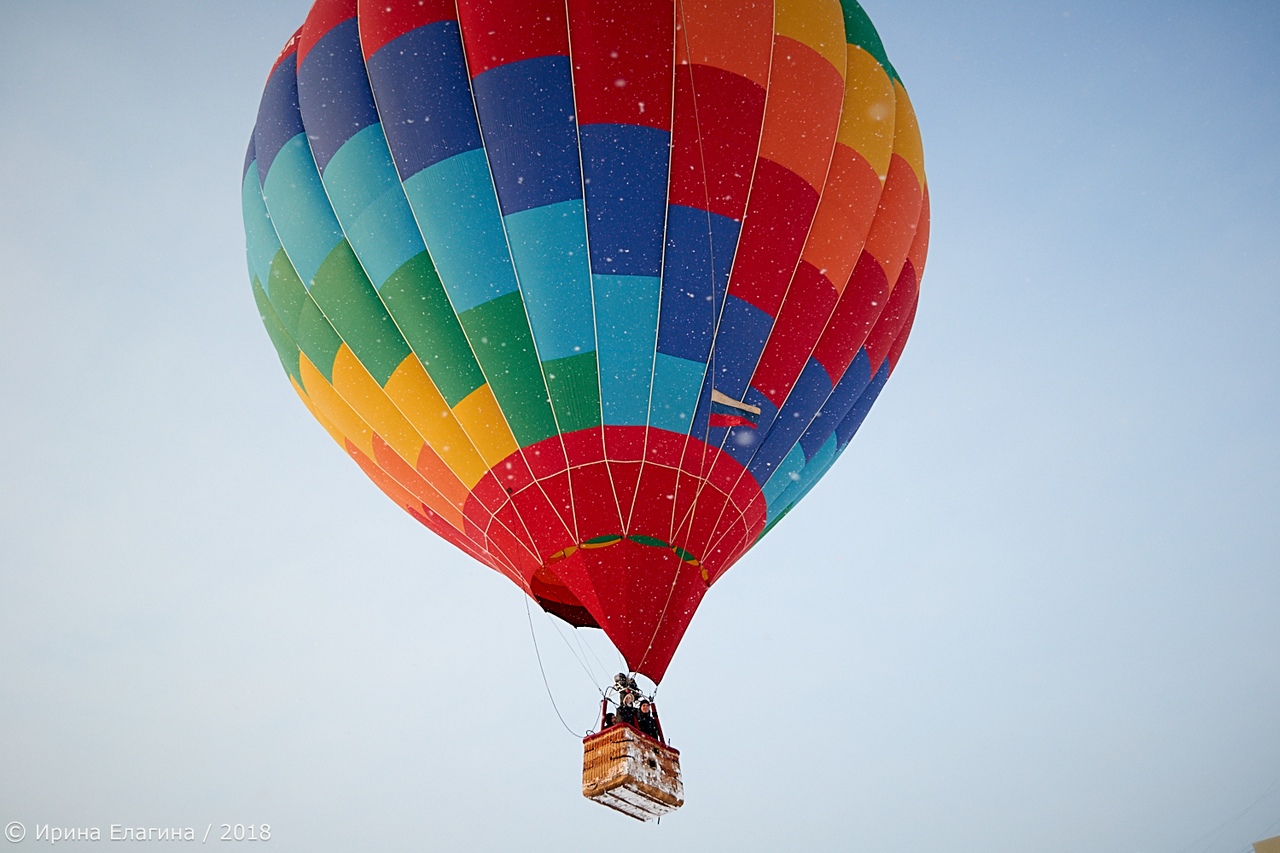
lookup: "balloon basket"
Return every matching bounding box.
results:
[581,725,683,821]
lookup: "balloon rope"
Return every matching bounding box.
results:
[524,596,585,738]
[542,608,606,697]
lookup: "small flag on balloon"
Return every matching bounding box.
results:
[709,390,762,429]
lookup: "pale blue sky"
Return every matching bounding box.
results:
[1,2,1278,851]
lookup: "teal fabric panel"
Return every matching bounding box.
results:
[594,274,659,426]
[261,133,344,286]
[402,149,519,312]
[242,166,282,294]
[320,123,425,288]
[649,353,705,434]
[502,198,595,361]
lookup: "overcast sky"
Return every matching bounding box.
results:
[2,1,1278,851]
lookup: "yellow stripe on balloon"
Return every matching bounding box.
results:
[383,354,490,487]
[299,352,376,460]
[837,46,896,179]
[890,80,925,188]
[451,383,520,468]
[772,0,846,79]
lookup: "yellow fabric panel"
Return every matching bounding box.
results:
[329,344,429,472]
[837,46,896,179]
[452,383,519,467]
[299,353,375,460]
[891,79,926,188]
[297,355,470,533]
[289,374,346,447]
[383,355,489,488]
[773,0,846,78]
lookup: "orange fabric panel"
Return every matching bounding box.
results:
[756,37,846,192]
[801,143,884,294]
[674,0,773,86]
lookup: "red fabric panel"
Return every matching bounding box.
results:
[524,438,568,479]
[607,460,642,522]
[886,280,920,373]
[510,484,575,556]
[357,0,458,59]
[603,424,646,461]
[703,514,750,581]
[643,428,685,466]
[298,0,355,68]
[482,511,543,579]
[862,152,924,294]
[537,470,578,538]
[628,464,680,538]
[562,427,606,467]
[567,0,673,130]
[750,261,839,406]
[866,262,919,373]
[492,451,536,498]
[569,462,625,536]
[551,539,708,681]
[907,186,931,281]
[488,500,545,568]
[455,0,569,77]
[667,64,767,219]
[812,251,891,381]
[469,475,506,514]
[728,158,821,316]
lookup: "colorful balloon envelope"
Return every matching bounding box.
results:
[243,0,929,682]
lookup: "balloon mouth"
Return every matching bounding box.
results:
[532,535,709,629]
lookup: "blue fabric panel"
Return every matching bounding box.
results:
[296,19,380,172]
[503,199,595,360]
[254,59,305,186]
[402,149,518,312]
[321,124,425,288]
[708,295,774,398]
[261,134,344,287]
[649,354,705,434]
[242,166,283,292]
[719,387,776,470]
[243,136,255,181]
[472,56,582,215]
[836,358,890,448]
[656,205,738,361]
[580,124,669,277]
[799,349,872,459]
[594,274,660,426]
[364,21,483,179]
[750,357,835,479]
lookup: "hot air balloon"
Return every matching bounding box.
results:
[243,0,927,819]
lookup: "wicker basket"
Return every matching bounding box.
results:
[581,725,683,821]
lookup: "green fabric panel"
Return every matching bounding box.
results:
[839,0,898,80]
[629,535,670,549]
[758,504,794,542]
[266,250,342,382]
[252,277,302,384]
[378,251,485,407]
[308,240,412,386]
[542,352,602,433]
[458,291,557,447]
